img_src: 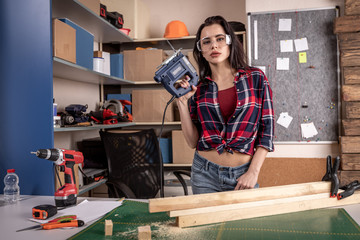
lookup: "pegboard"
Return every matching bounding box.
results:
[248,8,339,142]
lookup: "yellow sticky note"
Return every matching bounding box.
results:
[299,52,307,63]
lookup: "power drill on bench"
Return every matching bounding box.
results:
[31,149,84,207]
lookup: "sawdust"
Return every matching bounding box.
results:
[113,220,219,239]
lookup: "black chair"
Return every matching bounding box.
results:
[100,129,192,198]
[100,129,164,199]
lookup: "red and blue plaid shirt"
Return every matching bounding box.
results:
[189,67,274,156]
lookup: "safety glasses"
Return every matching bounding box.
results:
[196,34,232,52]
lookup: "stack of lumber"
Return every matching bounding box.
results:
[149,182,360,228]
[334,0,360,185]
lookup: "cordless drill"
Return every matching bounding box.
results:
[31,149,84,207]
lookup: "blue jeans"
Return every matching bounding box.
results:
[191,151,259,194]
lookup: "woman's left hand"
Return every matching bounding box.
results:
[234,170,259,190]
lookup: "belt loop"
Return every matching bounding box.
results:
[229,167,233,179]
[205,161,209,171]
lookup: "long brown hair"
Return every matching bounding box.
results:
[193,16,248,82]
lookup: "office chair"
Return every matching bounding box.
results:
[100,129,192,198]
[100,129,164,199]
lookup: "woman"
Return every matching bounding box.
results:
[176,16,275,194]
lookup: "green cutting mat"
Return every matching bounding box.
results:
[68,200,360,240]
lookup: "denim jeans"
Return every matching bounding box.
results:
[191,151,259,194]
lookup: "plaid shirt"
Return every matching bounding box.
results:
[189,67,274,156]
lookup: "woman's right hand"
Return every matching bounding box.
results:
[176,78,197,106]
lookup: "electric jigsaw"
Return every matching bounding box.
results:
[154,49,199,98]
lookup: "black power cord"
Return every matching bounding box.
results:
[157,95,176,198]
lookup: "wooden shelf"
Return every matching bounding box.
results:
[164,163,192,167]
[52,0,133,43]
[134,121,181,126]
[53,122,181,132]
[79,178,107,195]
[133,31,246,43]
[53,57,134,85]
[54,122,136,132]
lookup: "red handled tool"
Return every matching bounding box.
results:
[16,215,81,232]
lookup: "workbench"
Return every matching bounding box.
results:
[1,195,360,240]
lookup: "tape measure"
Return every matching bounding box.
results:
[32,204,57,220]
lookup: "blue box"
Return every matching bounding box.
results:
[59,18,94,70]
[159,138,172,163]
[107,94,132,113]
[110,53,124,78]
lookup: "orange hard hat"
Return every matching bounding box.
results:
[164,20,189,38]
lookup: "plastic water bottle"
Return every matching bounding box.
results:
[3,169,20,204]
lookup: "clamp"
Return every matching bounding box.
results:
[322,155,340,198]
[338,180,360,200]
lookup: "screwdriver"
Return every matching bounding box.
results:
[16,219,84,232]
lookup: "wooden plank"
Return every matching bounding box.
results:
[148,181,330,213]
[340,136,360,153]
[176,191,360,228]
[345,102,360,118]
[341,49,360,67]
[345,0,360,16]
[344,66,360,84]
[343,119,360,135]
[339,33,360,51]
[342,85,360,101]
[334,15,360,34]
[341,154,360,170]
[340,170,360,186]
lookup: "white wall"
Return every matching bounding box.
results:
[246,0,344,14]
[141,0,247,38]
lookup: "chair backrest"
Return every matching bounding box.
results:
[100,129,163,199]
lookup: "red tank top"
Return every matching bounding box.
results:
[218,87,237,122]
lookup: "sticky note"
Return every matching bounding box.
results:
[280,40,294,52]
[294,38,309,52]
[279,19,292,31]
[301,122,318,139]
[276,58,289,70]
[299,52,307,63]
[277,112,293,128]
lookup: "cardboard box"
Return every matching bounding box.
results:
[172,130,195,164]
[53,19,76,63]
[110,53,124,78]
[132,89,174,122]
[59,18,94,70]
[93,51,102,58]
[124,49,165,82]
[187,51,199,75]
[78,0,100,15]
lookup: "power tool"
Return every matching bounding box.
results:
[31,149,84,207]
[154,49,199,98]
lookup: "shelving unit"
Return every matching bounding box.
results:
[52,0,132,43]
[53,57,134,85]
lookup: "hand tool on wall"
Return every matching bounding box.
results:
[31,149,84,207]
[338,180,360,200]
[16,217,83,232]
[322,155,340,198]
